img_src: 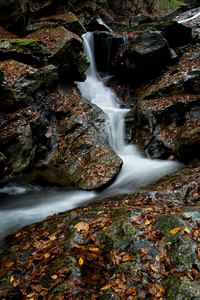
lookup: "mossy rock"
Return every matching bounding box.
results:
[0,39,51,66]
[126,20,192,47]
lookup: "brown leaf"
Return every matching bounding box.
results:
[74,222,89,232]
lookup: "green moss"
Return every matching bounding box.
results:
[0,39,51,54]
[157,0,186,11]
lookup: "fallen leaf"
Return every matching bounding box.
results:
[44,253,50,259]
[79,258,84,265]
[100,284,110,290]
[170,227,181,234]
[6,262,14,268]
[184,227,190,234]
[157,284,165,292]
[15,232,21,238]
[74,222,89,232]
[10,275,14,283]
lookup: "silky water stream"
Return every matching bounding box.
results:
[0,32,182,242]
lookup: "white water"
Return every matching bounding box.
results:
[0,32,182,243]
[76,32,181,192]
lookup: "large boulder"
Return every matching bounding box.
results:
[113,31,171,83]
[0,106,50,176]
[175,119,200,162]
[0,60,44,110]
[140,45,200,100]
[26,13,86,37]
[0,39,51,66]
[126,20,192,47]
[26,26,89,82]
[37,88,123,190]
[94,31,128,73]
[1,177,200,299]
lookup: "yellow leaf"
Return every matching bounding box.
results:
[6,262,14,268]
[103,226,107,230]
[79,258,84,265]
[75,245,84,248]
[44,253,50,258]
[51,275,57,280]
[13,279,20,287]
[184,227,190,234]
[157,186,162,189]
[157,284,165,292]
[89,247,100,252]
[145,220,151,225]
[15,232,21,238]
[10,275,14,283]
[146,207,154,211]
[170,227,181,234]
[100,284,110,290]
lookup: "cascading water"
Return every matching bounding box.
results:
[0,32,182,243]
[76,32,182,191]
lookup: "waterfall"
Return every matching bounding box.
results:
[76,32,182,191]
[0,32,182,242]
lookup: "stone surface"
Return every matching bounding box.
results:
[113,31,171,83]
[0,60,43,110]
[0,39,51,66]
[27,26,89,82]
[39,87,123,190]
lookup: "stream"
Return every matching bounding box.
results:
[0,32,182,242]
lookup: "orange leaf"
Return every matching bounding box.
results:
[170,227,181,234]
[44,253,50,259]
[6,262,14,268]
[15,232,21,238]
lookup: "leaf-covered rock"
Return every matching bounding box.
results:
[27,26,89,82]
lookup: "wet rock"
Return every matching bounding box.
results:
[94,31,128,73]
[87,17,113,32]
[0,107,50,177]
[126,20,192,47]
[1,189,200,299]
[27,26,89,82]
[0,39,51,66]
[113,31,171,83]
[35,88,123,190]
[129,14,155,27]
[175,119,200,162]
[0,60,44,111]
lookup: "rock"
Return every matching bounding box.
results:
[94,31,128,73]
[0,106,50,177]
[126,20,192,47]
[27,13,86,37]
[0,0,29,35]
[140,45,200,99]
[0,0,107,35]
[128,94,200,159]
[39,88,123,190]
[175,120,200,162]
[0,60,43,110]
[113,31,171,83]
[129,14,155,27]
[39,64,58,90]
[1,188,200,299]
[87,17,113,32]
[175,7,200,41]
[26,26,89,82]
[0,39,51,66]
